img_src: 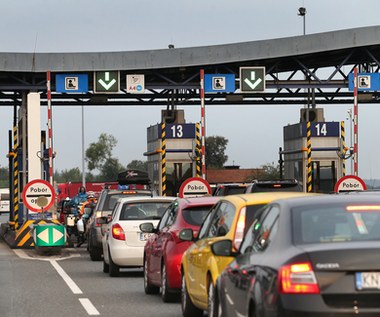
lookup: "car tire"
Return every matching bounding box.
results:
[144,257,159,294]
[161,262,179,303]
[103,259,109,273]
[89,237,102,261]
[108,249,120,277]
[181,273,203,317]
[208,279,219,317]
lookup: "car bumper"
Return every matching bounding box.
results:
[109,243,144,267]
[281,294,380,316]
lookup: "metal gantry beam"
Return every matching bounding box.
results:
[1,46,380,107]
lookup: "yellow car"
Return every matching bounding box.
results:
[179,192,318,317]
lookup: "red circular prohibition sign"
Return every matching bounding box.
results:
[22,179,56,212]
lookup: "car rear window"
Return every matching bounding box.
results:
[101,192,151,211]
[293,204,380,244]
[182,206,212,226]
[250,183,301,193]
[214,185,247,196]
[119,202,172,220]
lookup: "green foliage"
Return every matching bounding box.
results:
[259,162,280,180]
[54,167,82,183]
[127,160,148,172]
[100,158,125,181]
[0,166,9,188]
[85,133,117,171]
[205,136,228,168]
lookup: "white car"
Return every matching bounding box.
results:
[101,196,175,277]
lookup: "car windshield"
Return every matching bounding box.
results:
[182,206,212,226]
[119,202,172,220]
[293,203,380,244]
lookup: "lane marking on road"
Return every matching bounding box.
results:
[79,298,100,315]
[50,259,83,294]
[13,248,101,315]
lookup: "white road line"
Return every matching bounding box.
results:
[50,259,83,294]
[79,298,100,315]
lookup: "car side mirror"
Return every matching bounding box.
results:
[140,222,155,233]
[97,216,108,225]
[179,228,194,241]
[211,239,237,257]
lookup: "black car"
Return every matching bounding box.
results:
[211,194,380,317]
[244,179,303,193]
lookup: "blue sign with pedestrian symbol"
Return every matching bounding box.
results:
[56,74,88,93]
[204,74,235,93]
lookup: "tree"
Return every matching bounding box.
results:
[54,167,82,182]
[100,157,125,181]
[205,136,228,168]
[0,166,9,188]
[85,133,117,171]
[259,162,280,180]
[127,160,148,172]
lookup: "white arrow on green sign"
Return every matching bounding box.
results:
[94,71,120,93]
[239,66,266,92]
[34,225,66,247]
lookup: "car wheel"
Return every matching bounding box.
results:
[144,257,159,294]
[208,279,219,317]
[181,273,203,317]
[103,259,109,273]
[161,262,179,302]
[89,237,102,261]
[108,249,120,277]
[248,301,259,317]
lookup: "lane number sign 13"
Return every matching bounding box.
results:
[166,124,196,139]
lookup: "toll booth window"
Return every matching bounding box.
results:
[312,161,336,193]
[166,162,192,196]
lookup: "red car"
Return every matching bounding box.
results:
[140,196,220,302]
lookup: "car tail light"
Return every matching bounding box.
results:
[112,223,125,240]
[234,207,246,250]
[279,262,320,294]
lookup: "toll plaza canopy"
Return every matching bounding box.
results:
[1,25,380,106]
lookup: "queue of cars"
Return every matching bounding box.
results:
[82,178,380,317]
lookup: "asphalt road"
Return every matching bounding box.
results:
[0,218,182,317]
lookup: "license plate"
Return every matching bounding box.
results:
[139,232,152,241]
[356,272,380,290]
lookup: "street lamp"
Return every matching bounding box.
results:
[298,7,306,35]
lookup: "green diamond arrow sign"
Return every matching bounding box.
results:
[94,71,120,93]
[34,225,66,247]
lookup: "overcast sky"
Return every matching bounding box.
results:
[1,0,380,181]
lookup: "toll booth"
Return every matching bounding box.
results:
[145,110,200,196]
[281,108,345,193]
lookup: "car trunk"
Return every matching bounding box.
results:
[119,220,159,247]
[303,242,380,308]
